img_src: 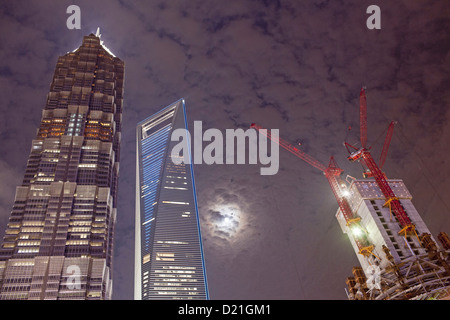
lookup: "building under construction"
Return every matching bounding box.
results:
[337,178,450,300]
[338,88,450,300]
[252,87,450,300]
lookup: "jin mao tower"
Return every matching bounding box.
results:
[0,31,124,300]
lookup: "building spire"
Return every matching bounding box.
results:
[93,28,116,58]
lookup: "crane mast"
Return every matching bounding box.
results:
[379,121,396,170]
[251,123,376,257]
[345,88,416,237]
[360,87,368,149]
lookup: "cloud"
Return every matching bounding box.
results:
[0,0,449,300]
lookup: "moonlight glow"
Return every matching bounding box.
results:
[208,204,241,240]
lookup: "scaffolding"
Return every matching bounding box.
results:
[346,234,450,300]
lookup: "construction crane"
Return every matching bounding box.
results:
[250,123,377,258]
[356,120,396,178]
[378,120,396,172]
[344,87,416,238]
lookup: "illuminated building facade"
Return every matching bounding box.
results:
[135,99,208,300]
[0,32,124,299]
[337,179,450,300]
[337,180,432,271]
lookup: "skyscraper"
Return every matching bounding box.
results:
[135,99,208,300]
[334,88,450,300]
[338,179,450,300]
[0,32,124,300]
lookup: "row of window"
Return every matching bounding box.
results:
[370,200,421,257]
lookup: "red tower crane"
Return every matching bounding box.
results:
[344,88,416,237]
[250,123,376,258]
[379,120,396,171]
[358,120,396,179]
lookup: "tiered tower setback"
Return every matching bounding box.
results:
[0,32,124,300]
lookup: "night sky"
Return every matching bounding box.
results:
[0,0,449,300]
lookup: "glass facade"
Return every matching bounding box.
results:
[135,100,208,300]
[0,33,124,300]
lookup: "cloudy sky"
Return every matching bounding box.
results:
[0,0,449,300]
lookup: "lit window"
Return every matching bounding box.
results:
[163,187,188,190]
[17,248,39,253]
[162,201,189,205]
[66,240,89,245]
[17,240,41,246]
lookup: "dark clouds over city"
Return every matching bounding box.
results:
[0,0,449,299]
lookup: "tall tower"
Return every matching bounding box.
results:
[0,32,124,300]
[135,99,208,300]
[337,178,450,299]
[338,89,450,300]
